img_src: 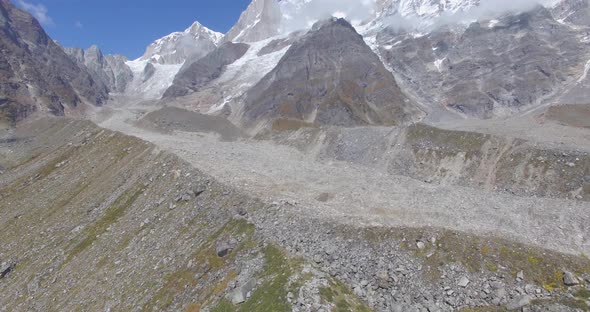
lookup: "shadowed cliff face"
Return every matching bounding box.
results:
[0,0,108,124]
[241,18,422,127]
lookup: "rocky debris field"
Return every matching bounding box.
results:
[262,122,590,202]
[98,105,590,257]
[544,104,590,130]
[135,106,244,141]
[0,117,588,311]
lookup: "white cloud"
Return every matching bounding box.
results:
[384,0,561,31]
[279,0,377,32]
[75,21,83,29]
[15,0,54,26]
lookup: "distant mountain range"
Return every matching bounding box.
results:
[1,0,589,129]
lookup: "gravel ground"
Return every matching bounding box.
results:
[432,107,590,153]
[95,104,590,256]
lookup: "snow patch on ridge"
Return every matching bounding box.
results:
[434,58,445,72]
[578,59,590,83]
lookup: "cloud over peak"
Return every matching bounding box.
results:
[15,0,54,26]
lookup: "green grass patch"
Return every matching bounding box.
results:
[33,147,77,181]
[406,123,489,154]
[210,245,308,312]
[144,219,257,312]
[458,307,507,312]
[9,150,42,170]
[575,289,590,300]
[68,185,143,260]
[319,279,372,312]
[559,298,589,311]
[236,245,293,312]
[358,226,590,288]
[532,298,589,311]
[211,299,236,312]
[43,179,92,220]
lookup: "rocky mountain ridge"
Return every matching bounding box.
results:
[241,18,422,127]
[7,0,588,124]
[0,0,108,124]
[64,45,134,93]
[375,5,590,118]
[163,42,251,98]
[146,0,590,126]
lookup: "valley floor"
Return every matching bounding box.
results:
[1,110,589,311]
[94,102,590,257]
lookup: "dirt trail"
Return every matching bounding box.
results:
[95,104,590,256]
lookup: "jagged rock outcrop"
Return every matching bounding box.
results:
[377,6,589,118]
[241,18,422,127]
[0,0,108,124]
[163,42,250,98]
[139,21,223,65]
[64,45,133,93]
[141,62,156,82]
[551,0,590,25]
[224,0,282,43]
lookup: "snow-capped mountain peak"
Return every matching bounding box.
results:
[395,0,478,17]
[139,21,223,65]
[223,0,481,43]
[225,0,282,43]
[184,21,224,44]
[224,0,567,44]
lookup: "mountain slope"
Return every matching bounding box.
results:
[0,0,108,124]
[552,0,590,26]
[139,21,223,65]
[376,6,590,118]
[224,0,480,44]
[163,42,250,98]
[241,18,423,127]
[65,45,134,93]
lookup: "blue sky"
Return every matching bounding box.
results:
[13,0,251,59]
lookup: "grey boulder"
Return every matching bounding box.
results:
[231,279,257,304]
[563,271,579,286]
[0,261,15,279]
[506,295,531,310]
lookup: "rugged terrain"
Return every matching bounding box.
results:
[1,0,590,311]
[163,43,251,99]
[65,45,134,94]
[0,0,108,124]
[374,6,590,118]
[241,18,422,128]
[139,21,223,65]
[1,117,590,312]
